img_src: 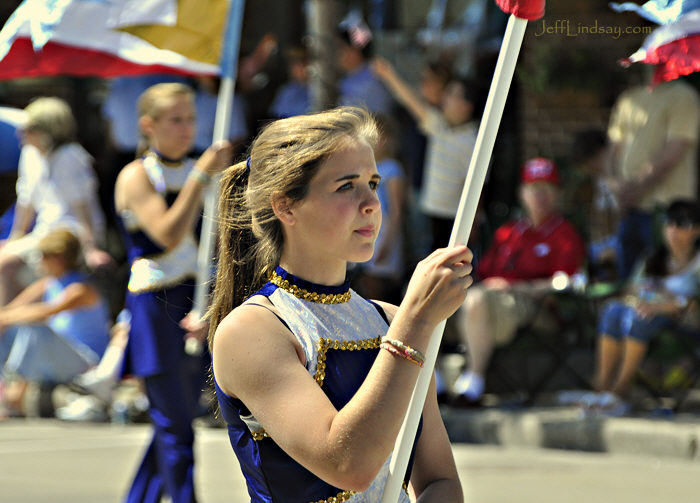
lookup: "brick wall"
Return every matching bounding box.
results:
[517,2,652,165]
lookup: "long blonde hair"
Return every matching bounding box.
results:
[136,82,195,158]
[207,106,378,349]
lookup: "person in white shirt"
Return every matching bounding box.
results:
[372,58,481,251]
[0,97,110,306]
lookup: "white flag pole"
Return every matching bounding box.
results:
[380,14,528,502]
[188,0,245,354]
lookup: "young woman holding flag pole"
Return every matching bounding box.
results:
[112,3,241,500]
[208,106,471,502]
[114,82,231,503]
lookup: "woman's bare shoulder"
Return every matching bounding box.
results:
[114,159,149,208]
[212,295,300,396]
[116,158,146,185]
[215,295,282,344]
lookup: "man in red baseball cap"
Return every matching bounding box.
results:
[521,156,560,184]
[450,157,585,404]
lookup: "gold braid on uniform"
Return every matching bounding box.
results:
[269,270,351,304]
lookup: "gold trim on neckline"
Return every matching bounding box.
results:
[251,429,269,441]
[308,483,408,502]
[310,489,356,503]
[269,271,351,304]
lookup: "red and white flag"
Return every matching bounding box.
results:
[622,8,700,83]
[495,0,546,20]
[610,0,700,25]
[0,0,231,80]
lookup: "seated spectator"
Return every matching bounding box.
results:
[0,97,111,306]
[452,158,586,404]
[352,114,406,303]
[337,14,393,115]
[372,57,481,251]
[586,199,700,416]
[0,229,110,417]
[269,46,311,119]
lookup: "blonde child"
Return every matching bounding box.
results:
[0,229,110,416]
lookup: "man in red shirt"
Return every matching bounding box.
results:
[452,157,585,403]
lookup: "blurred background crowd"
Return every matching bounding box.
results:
[1,0,699,421]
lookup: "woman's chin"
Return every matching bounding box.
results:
[348,248,375,264]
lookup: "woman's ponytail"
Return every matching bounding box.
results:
[206,160,257,351]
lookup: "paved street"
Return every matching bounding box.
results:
[1,418,698,502]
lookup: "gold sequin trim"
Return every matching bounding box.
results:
[314,336,383,387]
[308,484,407,503]
[309,489,356,503]
[269,271,351,304]
[251,429,269,441]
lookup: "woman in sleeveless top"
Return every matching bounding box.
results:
[208,107,471,502]
[114,82,231,503]
[589,199,700,416]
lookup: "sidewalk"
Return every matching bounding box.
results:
[15,361,700,464]
[440,396,700,462]
[436,334,700,462]
[4,418,699,503]
[47,385,700,463]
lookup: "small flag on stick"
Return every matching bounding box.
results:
[620,8,700,83]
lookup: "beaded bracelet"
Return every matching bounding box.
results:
[381,338,426,364]
[188,168,212,186]
[380,342,424,368]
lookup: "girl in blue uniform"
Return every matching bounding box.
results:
[114,82,231,503]
[208,107,471,502]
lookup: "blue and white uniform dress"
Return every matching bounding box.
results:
[215,266,421,503]
[117,152,207,503]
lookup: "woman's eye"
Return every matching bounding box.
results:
[369,180,379,191]
[337,182,353,191]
